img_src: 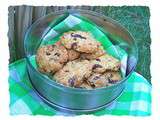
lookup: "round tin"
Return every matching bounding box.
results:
[24,9,138,113]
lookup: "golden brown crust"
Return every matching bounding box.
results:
[60,31,100,53]
[67,49,80,61]
[80,46,105,60]
[91,54,120,73]
[36,43,68,74]
[54,60,92,87]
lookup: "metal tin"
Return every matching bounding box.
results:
[24,9,138,113]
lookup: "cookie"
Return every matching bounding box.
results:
[87,71,122,88]
[60,31,100,53]
[91,54,120,73]
[79,81,93,89]
[80,46,105,60]
[54,60,92,87]
[55,41,80,61]
[36,43,68,74]
[104,71,122,84]
[36,30,123,89]
[87,73,108,88]
[67,49,80,61]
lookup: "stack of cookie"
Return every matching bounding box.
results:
[36,31,121,89]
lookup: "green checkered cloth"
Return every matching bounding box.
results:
[9,58,151,116]
[9,14,151,116]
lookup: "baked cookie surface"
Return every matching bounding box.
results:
[61,31,100,53]
[55,41,80,61]
[87,71,122,88]
[87,73,108,88]
[91,54,120,73]
[104,71,122,84]
[54,60,92,87]
[67,49,80,61]
[36,43,68,74]
[79,81,93,89]
[80,46,105,60]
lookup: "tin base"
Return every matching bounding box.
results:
[36,89,123,115]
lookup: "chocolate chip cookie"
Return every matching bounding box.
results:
[67,49,80,61]
[80,46,105,60]
[55,40,80,61]
[104,71,122,84]
[54,60,92,87]
[91,54,120,73]
[60,31,100,53]
[36,43,68,74]
[87,73,108,88]
[36,30,123,89]
[79,81,93,89]
[87,71,122,88]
